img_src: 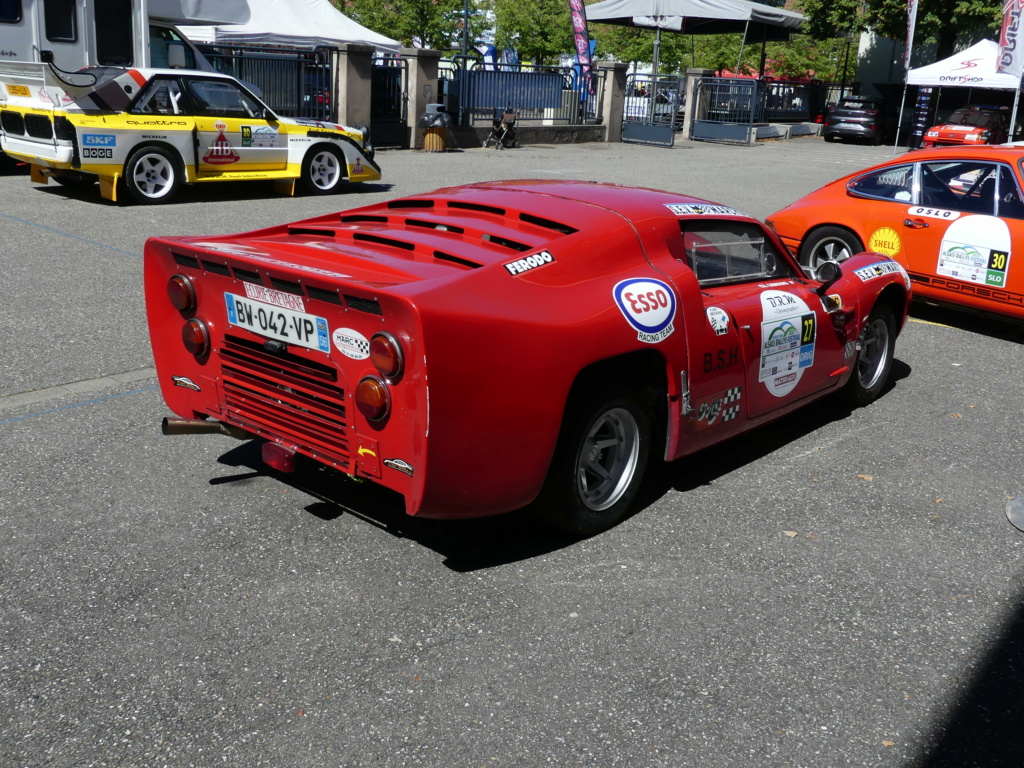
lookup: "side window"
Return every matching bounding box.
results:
[920,161,998,214]
[186,80,262,118]
[94,0,133,65]
[131,78,184,116]
[999,165,1024,219]
[848,164,914,202]
[44,0,76,42]
[0,0,21,23]
[681,220,791,286]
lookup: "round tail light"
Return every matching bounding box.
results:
[182,318,210,357]
[355,376,390,422]
[167,274,197,313]
[369,332,404,379]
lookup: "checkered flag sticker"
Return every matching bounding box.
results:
[723,386,742,403]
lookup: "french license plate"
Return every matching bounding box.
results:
[225,293,330,352]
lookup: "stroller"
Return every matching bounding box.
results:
[483,107,520,149]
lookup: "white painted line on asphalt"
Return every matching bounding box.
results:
[0,368,157,414]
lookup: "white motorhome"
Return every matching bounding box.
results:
[0,0,249,72]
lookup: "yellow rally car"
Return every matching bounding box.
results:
[0,63,380,204]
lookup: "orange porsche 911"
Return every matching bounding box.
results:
[767,145,1024,323]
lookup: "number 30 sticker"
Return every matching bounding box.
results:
[613,278,677,344]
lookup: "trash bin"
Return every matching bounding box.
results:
[420,103,452,152]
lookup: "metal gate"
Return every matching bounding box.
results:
[691,77,757,144]
[371,57,408,148]
[201,45,336,122]
[622,74,681,146]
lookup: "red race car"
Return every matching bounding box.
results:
[145,181,910,534]
[767,146,1024,323]
[922,106,1010,148]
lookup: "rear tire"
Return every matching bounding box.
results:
[844,303,895,406]
[301,145,344,194]
[124,146,180,204]
[534,387,654,536]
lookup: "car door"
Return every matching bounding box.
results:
[673,219,847,427]
[184,78,287,173]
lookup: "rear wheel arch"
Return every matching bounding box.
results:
[798,224,864,273]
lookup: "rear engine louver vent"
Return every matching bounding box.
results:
[233,267,262,284]
[407,219,465,235]
[203,261,231,277]
[353,233,415,251]
[344,294,383,316]
[388,199,434,209]
[307,286,343,305]
[482,233,530,252]
[434,251,482,269]
[288,227,336,237]
[173,252,201,270]
[270,277,303,295]
[520,212,578,235]
[449,201,504,216]
[340,215,388,223]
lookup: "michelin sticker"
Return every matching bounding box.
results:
[706,306,730,336]
[759,291,816,397]
[613,278,676,344]
[937,215,1011,288]
[333,328,370,359]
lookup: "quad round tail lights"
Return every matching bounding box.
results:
[182,318,210,357]
[369,332,403,379]
[167,274,197,313]
[355,375,390,422]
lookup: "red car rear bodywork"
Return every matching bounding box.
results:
[146,180,910,532]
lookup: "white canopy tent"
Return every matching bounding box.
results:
[901,40,1024,145]
[180,0,400,52]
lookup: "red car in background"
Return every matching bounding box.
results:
[922,106,1010,148]
[146,181,910,534]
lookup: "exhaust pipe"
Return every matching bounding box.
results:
[162,417,254,440]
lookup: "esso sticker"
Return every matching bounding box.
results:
[332,327,370,359]
[613,278,676,344]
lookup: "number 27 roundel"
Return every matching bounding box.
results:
[613,278,677,344]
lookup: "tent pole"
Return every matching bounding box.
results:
[1011,86,1021,142]
[737,20,749,73]
[894,84,908,153]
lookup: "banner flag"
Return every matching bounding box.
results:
[904,0,918,70]
[568,0,595,94]
[998,0,1024,79]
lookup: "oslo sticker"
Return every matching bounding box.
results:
[332,328,370,359]
[613,278,676,343]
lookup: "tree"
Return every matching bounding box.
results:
[335,0,466,51]
[796,0,1002,60]
[491,0,574,64]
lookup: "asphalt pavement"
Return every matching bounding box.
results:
[1,137,1023,768]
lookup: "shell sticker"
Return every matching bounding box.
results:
[613,278,676,344]
[759,291,816,398]
[868,227,901,257]
[938,215,1011,288]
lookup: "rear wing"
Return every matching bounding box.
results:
[0,62,67,110]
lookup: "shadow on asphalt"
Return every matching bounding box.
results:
[911,303,1024,344]
[210,360,911,571]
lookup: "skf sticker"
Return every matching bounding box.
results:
[693,386,742,429]
[854,261,902,281]
[907,206,960,221]
[665,203,745,217]
[383,458,414,476]
[759,291,816,397]
[171,375,201,391]
[333,328,370,359]
[868,227,901,257]
[938,215,1011,288]
[83,134,116,147]
[505,250,555,276]
[613,278,676,344]
[706,306,729,335]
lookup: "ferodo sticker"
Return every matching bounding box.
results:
[868,227,901,257]
[938,215,1011,287]
[759,291,816,397]
[504,250,554,275]
[613,278,676,343]
[907,206,961,221]
[332,328,370,359]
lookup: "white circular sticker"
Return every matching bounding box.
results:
[332,327,369,359]
[706,306,729,336]
[758,291,816,397]
[613,278,676,344]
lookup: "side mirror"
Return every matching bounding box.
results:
[814,260,842,295]
[40,50,54,64]
[167,42,187,69]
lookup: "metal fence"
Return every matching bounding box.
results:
[692,77,846,144]
[200,44,335,122]
[371,56,408,148]
[439,58,604,127]
[622,74,683,147]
